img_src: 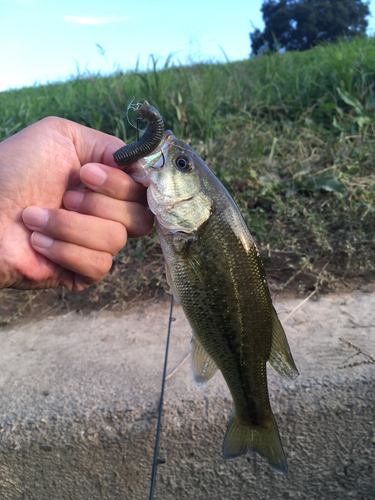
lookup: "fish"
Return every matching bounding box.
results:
[116,128,299,474]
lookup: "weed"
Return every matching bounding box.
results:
[1,36,375,310]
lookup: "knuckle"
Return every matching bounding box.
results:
[109,224,128,254]
[38,116,66,129]
[91,252,113,282]
[131,210,154,237]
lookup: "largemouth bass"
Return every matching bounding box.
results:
[121,129,299,474]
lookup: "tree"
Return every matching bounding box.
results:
[250,0,370,55]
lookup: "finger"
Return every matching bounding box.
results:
[79,163,148,204]
[63,190,154,238]
[29,233,113,289]
[22,206,127,255]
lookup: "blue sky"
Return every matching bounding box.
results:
[1,0,374,92]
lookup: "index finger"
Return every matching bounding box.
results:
[79,163,148,204]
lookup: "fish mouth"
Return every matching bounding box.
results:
[123,130,176,185]
[155,130,174,168]
[138,130,176,171]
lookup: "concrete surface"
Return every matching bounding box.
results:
[0,292,374,499]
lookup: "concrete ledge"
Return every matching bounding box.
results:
[0,294,374,499]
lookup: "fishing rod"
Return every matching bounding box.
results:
[149,296,174,500]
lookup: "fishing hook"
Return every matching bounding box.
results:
[136,116,145,142]
[160,151,165,168]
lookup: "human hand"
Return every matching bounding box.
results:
[0,117,154,291]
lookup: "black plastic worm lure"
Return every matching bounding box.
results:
[113,100,164,167]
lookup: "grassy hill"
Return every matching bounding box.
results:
[1,36,375,317]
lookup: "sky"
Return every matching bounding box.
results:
[1,0,375,92]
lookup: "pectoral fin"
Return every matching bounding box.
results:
[191,334,218,387]
[165,262,180,305]
[268,306,299,380]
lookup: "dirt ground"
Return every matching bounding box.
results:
[1,249,374,328]
[0,287,374,499]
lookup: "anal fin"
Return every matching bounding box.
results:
[191,334,218,387]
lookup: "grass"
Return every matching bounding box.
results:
[1,36,375,318]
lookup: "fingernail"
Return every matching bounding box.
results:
[22,207,49,230]
[64,190,85,210]
[31,232,54,249]
[81,164,107,187]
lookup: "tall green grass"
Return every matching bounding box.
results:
[2,36,375,141]
[1,35,375,297]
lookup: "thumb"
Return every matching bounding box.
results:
[62,119,126,168]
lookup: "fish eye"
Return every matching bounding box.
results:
[173,154,193,172]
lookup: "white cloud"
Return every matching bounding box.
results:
[64,15,130,25]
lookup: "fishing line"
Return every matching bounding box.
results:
[149,295,174,500]
[126,97,138,129]
[126,97,147,142]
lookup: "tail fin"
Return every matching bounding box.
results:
[222,414,288,474]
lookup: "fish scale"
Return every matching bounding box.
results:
[120,128,299,475]
[161,214,274,419]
